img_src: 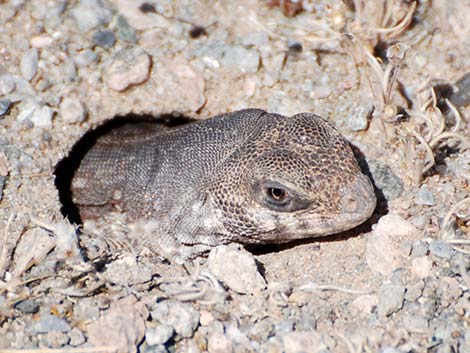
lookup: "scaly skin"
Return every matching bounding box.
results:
[71,109,376,259]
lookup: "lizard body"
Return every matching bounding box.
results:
[71,109,376,259]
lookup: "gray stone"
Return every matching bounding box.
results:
[74,49,99,67]
[20,48,39,81]
[145,324,174,346]
[450,72,470,108]
[416,185,436,206]
[347,105,371,131]
[0,73,15,95]
[377,282,405,317]
[39,331,70,348]
[0,99,10,116]
[14,299,39,314]
[220,45,260,73]
[93,30,116,49]
[71,0,112,32]
[116,16,137,44]
[429,240,454,259]
[29,314,71,334]
[151,300,200,338]
[367,160,404,200]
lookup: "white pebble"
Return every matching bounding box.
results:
[31,105,54,128]
[70,0,112,32]
[411,256,433,278]
[208,244,266,295]
[20,48,39,81]
[30,35,54,48]
[208,332,233,353]
[220,46,260,73]
[104,46,151,91]
[145,324,174,346]
[0,73,16,95]
[60,97,86,123]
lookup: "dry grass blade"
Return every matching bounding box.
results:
[0,212,15,277]
[0,346,119,353]
[298,282,373,295]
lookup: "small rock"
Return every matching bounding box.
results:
[429,240,454,259]
[20,48,39,81]
[14,299,39,314]
[104,46,151,91]
[93,30,116,49]
[274,320,295,335]
[74,49,99,67]
[411,240,429,257]
[31,35,54,48]
[0,99,11,116]
[151,300,200,338]
[351,294,379,315]
[450,72,470,108]
[102,254,153,286]
[39,331,70,348]
[29,314,71,334]
[404,280,424,302]
[377,282,405,317]
[366,214,422,277]
[220,46,260,73]
[309,85,332,99]
[116,16,137,44]
[31,105,54,128]
[401,313,429,331]
[69,327,86,346]
[59,97,87,123]
[199,310,215,326]
[367,160,404,200]
[70,0,112,32]
[416,185,436,206]
[208,332,232,353]
[282,331,329,353]
[411,256,433,278]
[62,61,78,83]
[347,105,371,131]
[0,73,16,95]
[208,244,266,295]
[146,325,174,346]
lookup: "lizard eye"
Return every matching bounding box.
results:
[267,187,287,201]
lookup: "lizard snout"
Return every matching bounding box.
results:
[339,174,376,217]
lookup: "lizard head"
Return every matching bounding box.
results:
[210,112,376,244]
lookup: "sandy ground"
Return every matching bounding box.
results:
[0,0,470,352]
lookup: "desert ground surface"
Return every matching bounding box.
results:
[0,0,470,352]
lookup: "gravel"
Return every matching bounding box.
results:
[0,73,16,95]
[150,301,200,339]
[429,240,455,259]
[103,46,151,91]
[20,48,39,81]
[450,72,470,108]
[59,97,87,123]
[0,99,11,116]
[29,314,71,334]
[416,185,436,206]
[92,29,116,49]
[367,160,404,200]
[377,282,406,317]
[70,0,112,32]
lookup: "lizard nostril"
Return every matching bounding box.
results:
[341,195,358,213]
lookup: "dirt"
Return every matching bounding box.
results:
[0,0,469,352]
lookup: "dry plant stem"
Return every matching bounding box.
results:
[445,98,463,133]
[429,131,466,149]
[0,347,118,353]
[0,212,15,276]
[298,282,373,295]
[442,197,470,237]
[373,1,417,38]
[407,129,435,175]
